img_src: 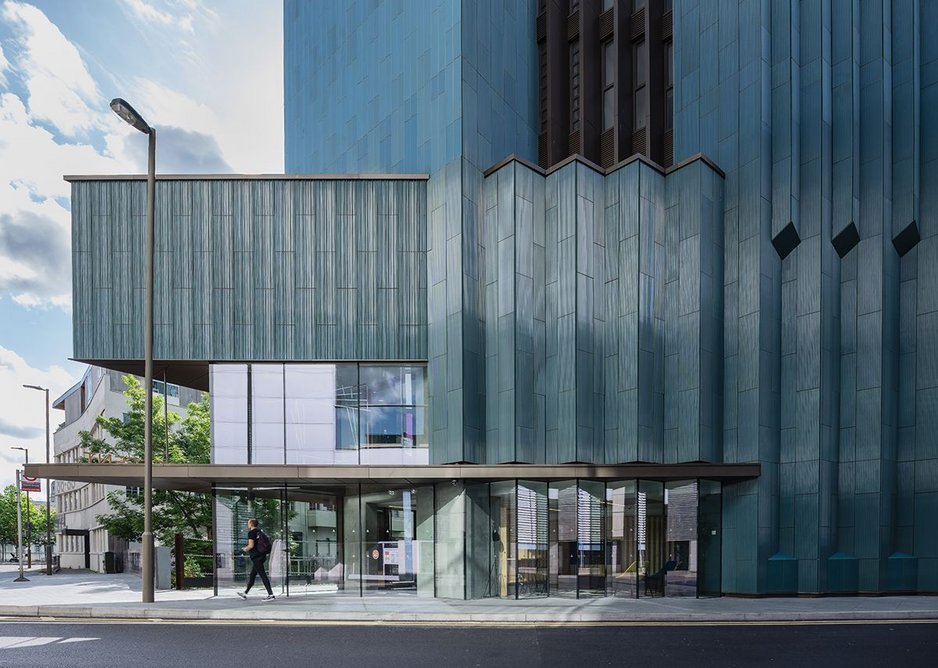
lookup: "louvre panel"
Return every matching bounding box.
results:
[662,10,673,40]
[577,488,603,544]
[600,128,615,168]
[567,10,579,40]
[599,7,614,41]
[539,132,550,169]
[517,485,548,545]
[568,130,581,157]
[663,129,673,167]
[631,7,645,40]
[631,127,647,156]
[537,12,546,42]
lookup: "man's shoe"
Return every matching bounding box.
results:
[263,594,275,601]
[236,591,247,599]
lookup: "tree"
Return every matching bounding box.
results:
[79,375,213,546]
[0,485,55,553]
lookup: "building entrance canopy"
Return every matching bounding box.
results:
[27,462,758,493]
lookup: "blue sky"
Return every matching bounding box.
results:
[0,0,283,493]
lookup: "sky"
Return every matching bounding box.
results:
[0,0,283,497]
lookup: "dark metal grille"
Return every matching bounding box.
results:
[600,128,615,168]
[631,7,645,40]
[599,8,614,41]
[567,10,580,40]
[631,127,647,156]
[662,10,673,40]
[568,130,581,157]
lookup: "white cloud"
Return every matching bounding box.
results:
[0,0,281,310]
[0,43,8,86]
[1,1,103,137]
[0,91,139,306]
[0,344,79,497]
[135,78,222,145]
[124,0,194,33]
[198,2,282,172]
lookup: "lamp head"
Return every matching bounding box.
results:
[110,97,151,134]
[22,384,46,392]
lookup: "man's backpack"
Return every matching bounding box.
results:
[254,530,272,555]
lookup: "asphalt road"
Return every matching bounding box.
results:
[0,620,935,667]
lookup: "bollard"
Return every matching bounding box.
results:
[174,533,184,590]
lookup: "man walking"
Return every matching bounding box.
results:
[237,518,275,601]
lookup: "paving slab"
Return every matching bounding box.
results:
[1,565,937,624]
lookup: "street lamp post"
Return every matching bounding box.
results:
[110,97,156,604]
[11,447,30,568]
[23,384,53,575]
[13,470,28,582]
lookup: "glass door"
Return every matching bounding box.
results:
[285,489,346,595]
[606,480,637,597]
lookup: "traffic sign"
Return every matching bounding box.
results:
[21,475,41,493]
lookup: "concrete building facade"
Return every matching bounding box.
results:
[52,366,200,572]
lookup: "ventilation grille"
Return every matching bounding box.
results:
[539,132,550,169]
[662,10,673,40]
[663,129,674,167]
[599,8,614,41]
[631,127,647,156]
[631,7,645,40]
[568,130,581,157]
[537,12,546,42]
[600,128,615,168]
[567,10,580,40]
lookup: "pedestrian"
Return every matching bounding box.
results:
[237,518,275,601]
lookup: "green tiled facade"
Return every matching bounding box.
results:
[68,0,938,598]
[70,178,428,363]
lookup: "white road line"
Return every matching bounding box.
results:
[0,637,61,648]
[0,636,100,648]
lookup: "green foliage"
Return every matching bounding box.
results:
[84,375,213,544]
[80,376,209,465]
[0,485,55,548]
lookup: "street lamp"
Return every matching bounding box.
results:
[23,384,52,575]
[10,447,29,579]
[11,447,30,568]
[110,96,156,604]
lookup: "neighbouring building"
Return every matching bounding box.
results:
[37,0,937,598]
[52,366,200,572]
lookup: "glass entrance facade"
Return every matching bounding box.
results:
[216,478,722,599]
[215,484,435,598]
[465,479,720,600]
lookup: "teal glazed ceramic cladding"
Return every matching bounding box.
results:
[674,0,936,593]
[68,0,938,597]
[69,178,429,362]
[284,0,539,175]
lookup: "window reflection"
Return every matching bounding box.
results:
[334,364,429,451]
[360,406,403,446]
[335,364,360,407]
[211,362,429,465]
[360,366,402,405]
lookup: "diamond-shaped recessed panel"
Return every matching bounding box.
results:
[892,220,920,257]
[832,221,860,258]
[772,220,801,260]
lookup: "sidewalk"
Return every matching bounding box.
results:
[0,566,936,624]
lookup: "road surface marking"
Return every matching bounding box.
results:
[0,636,100,648]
